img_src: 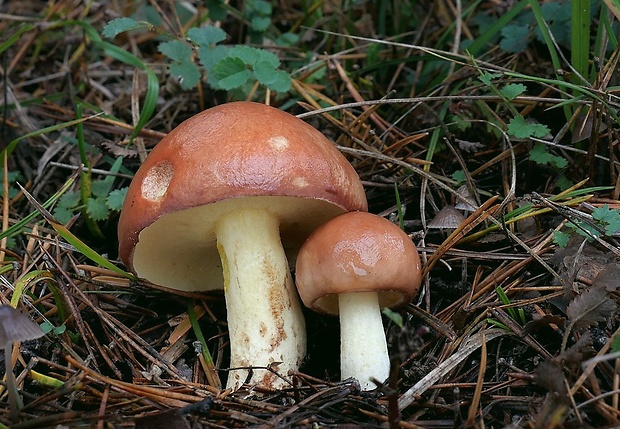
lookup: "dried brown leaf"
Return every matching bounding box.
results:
[534,359,566,394]
[102,140,140,157]
[566,287,616,331]
[556,332,593,365]
[593,262,620,292]
[524,314,566,333]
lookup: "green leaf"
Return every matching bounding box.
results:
[91,179,113,198]
[478,72,502,86]
[170,60,201,89]
[213,57,251,89]
[158,40,192,62]
[528,143,568,168]
[53,206,76,225]
[592,205,620,236]
[205,0,228,21]
[507,115,551,139]
[106,188,128,211]
[251,0,272,15]
[187,26,227,46]
[102,18,148,38]
[500,83,527,100]
[198,44,229,72]
[265,69,291,92]
[86,197,110,221]
[568,219,601,240]
[251,16,271,32]
[500,24,530,53]
[228,45,262,66]
[56,190,81,209]
[553,230,570,247]
[276,32,299,46]
[452,170,467,184]
[612,332,620,353]
[382,308,403,328]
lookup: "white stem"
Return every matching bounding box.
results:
[339,291,389,390]
[216,208,306,390]
[4,344,20,423]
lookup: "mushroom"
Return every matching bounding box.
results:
[118,102,367,389]
[0,305,45,422]
[294,211,422,390]
[427,205,466,230]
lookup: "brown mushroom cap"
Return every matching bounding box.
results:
[295,211,422,315]
[118,102,367,291]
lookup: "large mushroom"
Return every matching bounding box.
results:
[295,211,422,390]
[118,102,367,389]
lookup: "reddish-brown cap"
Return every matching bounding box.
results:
[295,211,422,315]
[118,102,367,291]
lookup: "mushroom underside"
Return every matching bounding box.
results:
[131,195,346,292]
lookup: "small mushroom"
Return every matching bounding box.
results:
[295,211,422,390]
[118,102,368,389]
[454,185,478,212]
[0,305,45,422]
[427,205,466,230]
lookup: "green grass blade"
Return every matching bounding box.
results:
[188,302,222,389]
[572,0,591,83]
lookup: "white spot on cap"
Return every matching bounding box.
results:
[292,176,309,188]
[268,136,289,151]
[141,161,173,201]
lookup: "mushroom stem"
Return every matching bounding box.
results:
[338,291,389,390]
[216,208,306,389]
[4,344,21,422]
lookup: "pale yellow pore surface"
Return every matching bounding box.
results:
[131,196,345,292]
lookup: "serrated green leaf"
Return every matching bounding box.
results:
[217,70,251,90]
[57,190,81,209]
[251,16,271,32]
[592,205,620,236]
[91,178,114,198]
[53,206,76,225]
[213,57,250,89]
[265,69,291,92]
[500,24,529,53]
[205,0,228,21]
[553,230,570,247]
[158,40,192,62]
[228,46,262,66]
[528,143,568,168]
[86,197,110,221]
[251,0,273,15]
[102,18,148,38]
[276,32,299,46]
[501,83,527,100]
[170,60,201,89]
[257,49,281,67]
[568,219,601,240]
[106,188,128,211]
[254,61,278,83]
[478,72,502,86]
[198,44,229,72]
[187,26,227,46]
[508,115,551,139]
[452,170,467,185]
